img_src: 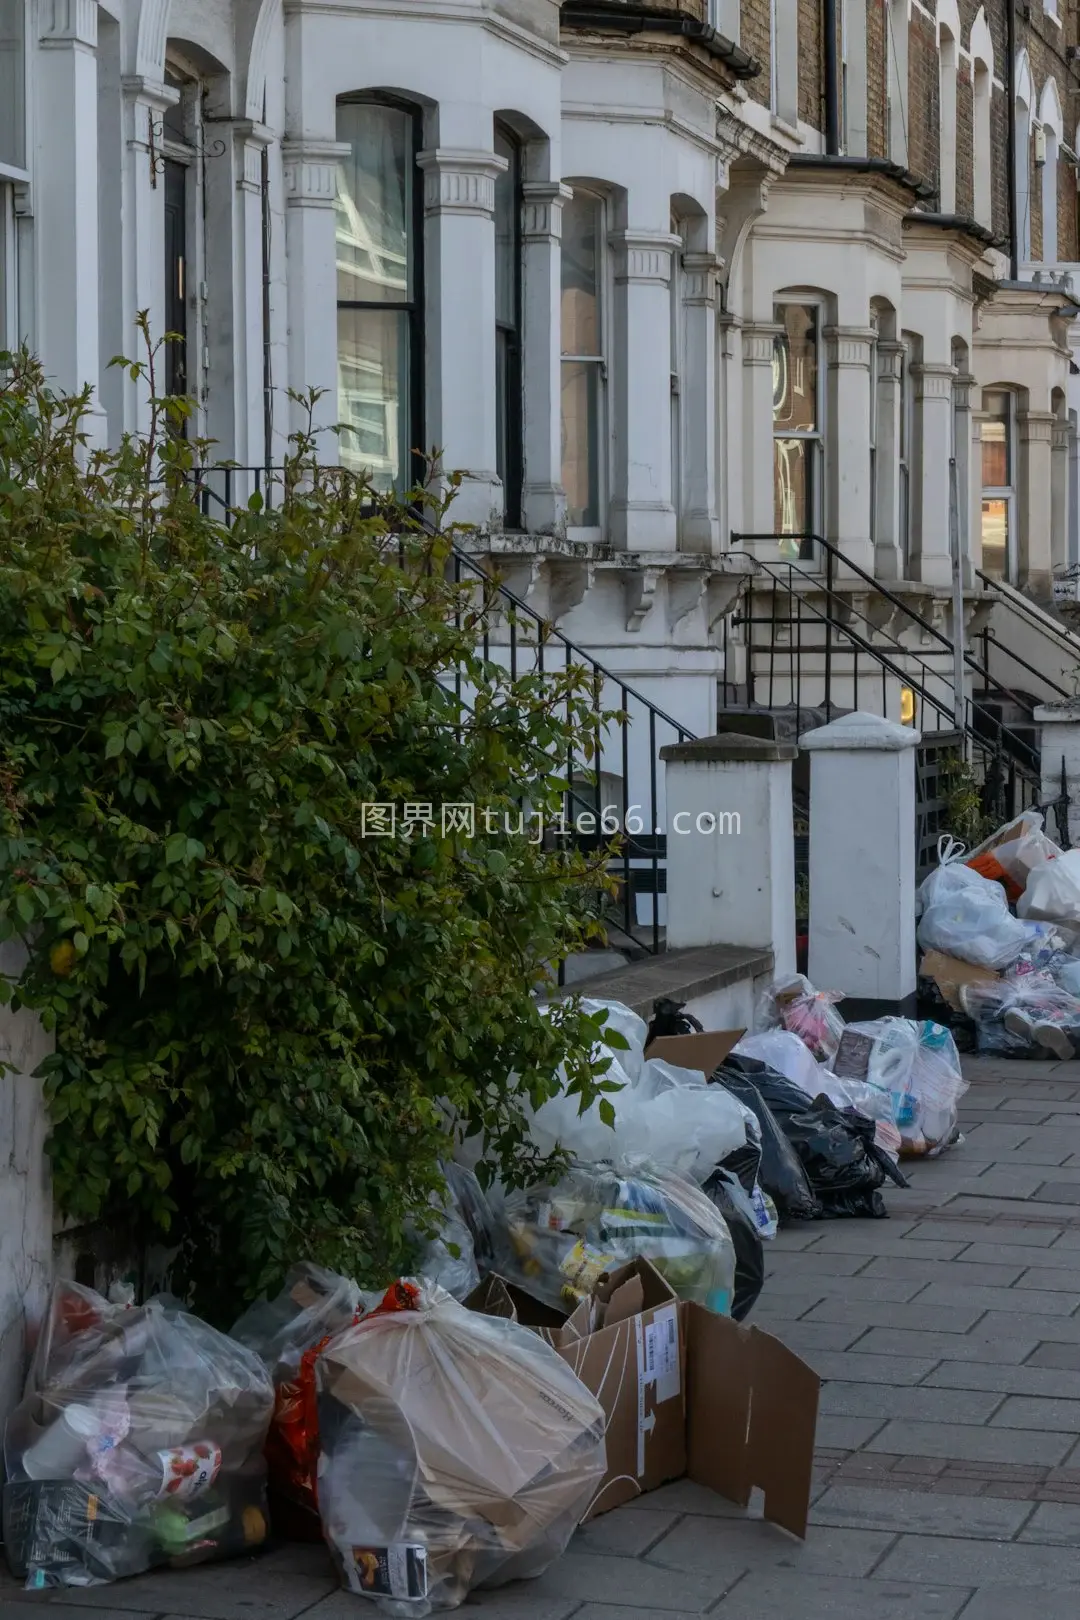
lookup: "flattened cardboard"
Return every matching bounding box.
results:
[684,1304,820,1540]
[919,949,1000,1012]
[643,1029,745,1075]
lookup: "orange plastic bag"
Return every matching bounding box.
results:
[967,852,1022,904]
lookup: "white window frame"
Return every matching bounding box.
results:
[868,315,879,546]
[560,187,609,543]
[772,298,826,555]
[0,182,14,355]
[899,336,914,572]
[840,0,849,153]
[670,216,684,535]
[981,389,1017,583]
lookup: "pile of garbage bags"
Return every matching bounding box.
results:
[2,1281,274,1589]
[917,816,1080,1059]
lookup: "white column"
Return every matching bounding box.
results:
[1035,702,1080,847]
[660,733,797,977]
[609,230,680,551]
[801,711,919,1015]
[233,122,273,466]
[740,322,782,550]
[826,326,875,574]
[521,180,571,536]
[118,77,173,435]
[35,0,105,441]
[873,339,904,580]
[419,148,506,530]
[1052,416,1070,576]
[283,137,350,449]
[1019,410,1055,599]
[953,368,974,586]
[681,252,720,551]
[0,943,53,1435]
[911,360,955,588]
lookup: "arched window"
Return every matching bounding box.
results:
[981,388,1017,582]
[1015,53,1034,262]
[971,9,994,229]
[494,123,523,527]
[1039,78,1063,264]
[938,21,958,214]
[335,96,424,491]
[772,300,823,543]
[560,188,606,533]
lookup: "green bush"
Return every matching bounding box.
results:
[0,339,618,1323]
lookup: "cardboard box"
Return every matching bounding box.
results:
[919,949,1000,1013]
[642,1029,745,1074]
[470,1260,821,1539]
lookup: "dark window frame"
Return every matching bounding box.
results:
[336,93,426,491]
[495,122,524,529]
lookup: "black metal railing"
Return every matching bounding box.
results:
[177,465,695,958]
[973,567,1077,710]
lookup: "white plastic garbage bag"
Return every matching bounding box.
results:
[1018,849,1080,927]
[917,852,1032,970]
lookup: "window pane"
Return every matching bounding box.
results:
[337,307,410,490]
[773,437,813,533]
[0,2,25,170]
[981,497,1010,581]
[772,304,818,432]
[336,103,413,304]
[495,130,518,329]
[561,195,601,357]
[561,359,600,526]
[981,421,1008,489]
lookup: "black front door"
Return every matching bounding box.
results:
[164,159,188,402]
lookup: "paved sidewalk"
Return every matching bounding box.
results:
[8,1055,1080,1619]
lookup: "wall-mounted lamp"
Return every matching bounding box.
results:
[1035,124,1047,168]
[900,687,917,726]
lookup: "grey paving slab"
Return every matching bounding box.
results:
[514,1552,728,1613]
[858,1257,1025,1287]
[1012,1266,1080,1291]
[808,1351,942,1386]
[617,1480,761,1519]
[810,1483,1033,1539]
[958,1242,1080,1269]
[764,1250,872,1278]
[814,1414,890,1450]
[26,1556,338,1617]
[852,1328,1039,1364]
[939,1196,1080,1220]
[800,1232,970,1261]
[913,1281,1077,1316]
[572,1607,708,1620]
[761,1274,929,1304]
[818,1381,1002,1425]
[747,1291,825,1322]
[960,1591,1080,1620]
[1044,1227,1080,1249]
[957,1124,1036,1151]
[713,1573,971,1620]
[1026,1342,1080,1370]
[974,1108,1059,1124]
[923,1359,1080,1398]
[1017,1502,1080,1544]
[987,1145,1078,1165]
[0,1610,161,1620]
[645,1520,895,1580]
[310,1591,578,1620]
[766,1226,832,1250]
[977,1309,1080,1342]
[989,1394,1080,1430]
[742,1318,870,1353]
[1034,1183,1080,1204]
[799,1301,988,1334]
[873,1534,1080,1587]
[574,1510,680,1558]
[905,1220,1060,1247]
[864,1418,1072,1465]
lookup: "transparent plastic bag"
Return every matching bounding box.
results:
[961,976,1080,1059]
[702,1169,765,1321]
[917,859,1032,969]
[755,974,845,1063]
[414,1164,497,1302]
[1018,849,1080,927]
[577,998,649,1082]
[499,1161,737,1316]
[994,819,1060,891]
[4,1281,273,1589]
[315,1280,606,1614]
[902,1022,968,1157]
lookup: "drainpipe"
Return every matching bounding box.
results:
[1007,0,1019,278]
[824,0,840,154]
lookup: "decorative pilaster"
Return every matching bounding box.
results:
[608,231,681,550]
[953,370,975,586]
[35,0,105,441]
[741,322,783,547]
[1019,410,1056,596]
[874,339,904,580]
[825,326,876,575]
[282,136,350,444]
[910,361,957,588]
[520,180,572,536]
[681,252,721,550]
[1052,417,1071,574]
[230,121,274,464]
[418,148,508,529]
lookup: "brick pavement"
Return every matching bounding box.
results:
[7,1055,1080,1618]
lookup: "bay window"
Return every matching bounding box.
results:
[560,190,604,533]
[336,97,423,491]
[494,125,523,528]
[899,339,913,571]
[981,389,1016,582]
[772,302,822,550]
